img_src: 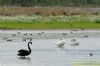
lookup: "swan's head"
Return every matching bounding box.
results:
[28,42,32,45]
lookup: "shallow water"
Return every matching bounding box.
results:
[0,30,100,66]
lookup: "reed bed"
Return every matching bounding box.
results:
[0,6,100,16]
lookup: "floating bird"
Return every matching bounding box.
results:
[55,38,65,47]
[89,53,93,56]
[62,33,67,36]
[38,33,41,35]
[24,33,28,36]
[27,37,33,41]
[30,33,32,36]
[70,37,79,46]
[22,38,26,41]
[12,34,16,37]
[3,37,7,40]
[17,32,21,34]
[83,35,88,38]
[17,42,32,57]
[7,39,12,42]
[41,32,45,34]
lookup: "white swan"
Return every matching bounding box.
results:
[55,39,65,47]
[70,37,79,46]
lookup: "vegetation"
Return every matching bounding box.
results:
[0,0,100,7]
[0,0,100,29]
[0,16,100,30]
[0,6,100,16]
[71,61,100,66]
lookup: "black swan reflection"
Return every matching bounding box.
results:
[17,42,32,57]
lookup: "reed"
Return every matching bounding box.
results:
[0,6,100,16]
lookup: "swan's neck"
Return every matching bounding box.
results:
[28,43,31,52]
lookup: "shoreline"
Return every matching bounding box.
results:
[1,29,100,32]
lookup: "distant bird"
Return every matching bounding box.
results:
[17,42,32,57]
[24,33,28,36]
[70,37,79,46]
[17,32,21,34]
[83,35,88,38]
[70,31,73,34]
[89,53,93,56]
[55,38,65,47]
[62,33,67,36]
[41,32,45,34]
[7,39,12,42]
[30,33,32,36]
[3,37,7,40]
[23,38,26,41]
[12,34,16,37]
[27,37,33,41]
[38,33,41,35]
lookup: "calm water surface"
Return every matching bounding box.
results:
[0,30,100,66]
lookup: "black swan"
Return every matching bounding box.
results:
[17,42,32,57]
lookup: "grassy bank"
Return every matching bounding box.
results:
[0,21,100,30]
[0,15,100,30]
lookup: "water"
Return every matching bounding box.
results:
[0,30,100,66]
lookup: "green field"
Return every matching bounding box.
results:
[0,16,100,30]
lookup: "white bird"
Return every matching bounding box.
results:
[70,37,79,46]
[55,38,65,47]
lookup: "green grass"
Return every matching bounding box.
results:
[0,15,100,30]
[0,21,100,30]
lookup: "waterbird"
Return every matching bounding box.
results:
[89,53,93,56]
[83,35,88,38]
[62,33,67,36]
[55,38,65,47]
[41,32,45,34]
[23,38,26,41]
[17,32,21,34]
[17,42,32,57]
[12,34,16,37]
[7,39,12,42]
[30,33,32,36]
[24,33,28,36]
[38,33,42,35]
[70,37,79,46]
[3,37,7,40]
